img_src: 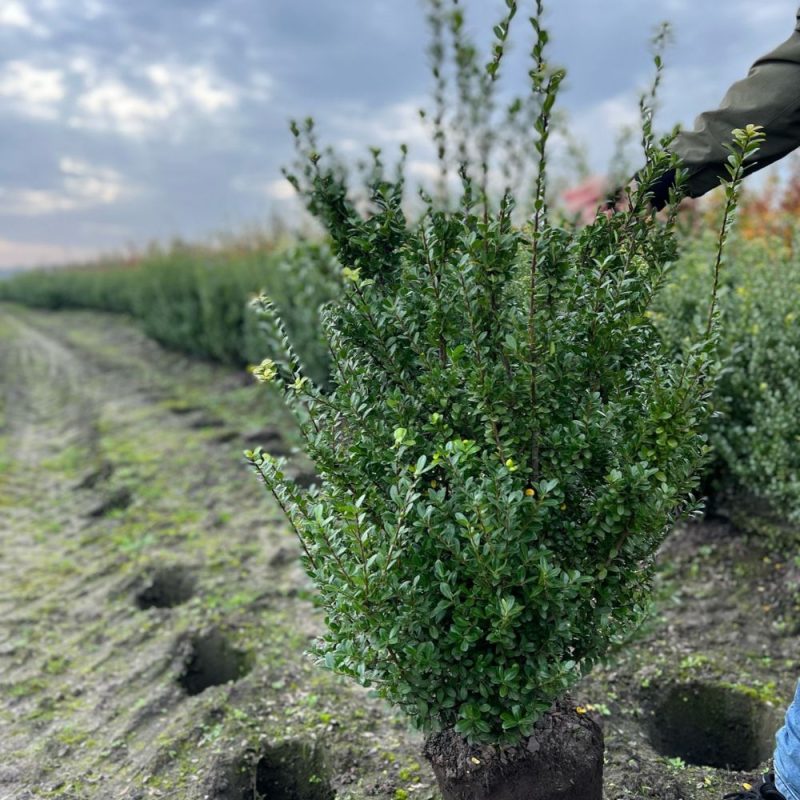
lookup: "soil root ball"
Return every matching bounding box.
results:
[423,697,603,800]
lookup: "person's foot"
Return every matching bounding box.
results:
[723,773,786,799]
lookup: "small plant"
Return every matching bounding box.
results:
[248,0,764,744]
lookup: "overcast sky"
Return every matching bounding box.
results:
[0,0,798,270]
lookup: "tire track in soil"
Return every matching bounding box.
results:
[1,311,102,466]
[0,310,192,798]
[0,306,429,800]
[0,311,105,628]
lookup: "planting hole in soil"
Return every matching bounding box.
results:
[189,414,226,429]
[270,546,297,568]
[253,741,334,800]
[169,404,201,415]
[136,566,195,609]
[647,681,780,770]
[212,429,240,444]
[178,629,251,696]
[76,460,113,490]
[287,466,319,490]
[88,486,132,517]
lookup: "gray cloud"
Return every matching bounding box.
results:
[0,0,798,268]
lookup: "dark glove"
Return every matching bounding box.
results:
[634,166,678,211]
[601,167,678,212]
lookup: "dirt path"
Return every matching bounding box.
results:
[0,305,427,800]
[1,304,798,800]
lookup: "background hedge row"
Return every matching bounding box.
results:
[0,238,339,387]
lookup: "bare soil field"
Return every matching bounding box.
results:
[1,304,798,800]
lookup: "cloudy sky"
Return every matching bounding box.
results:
[0,0,798,270]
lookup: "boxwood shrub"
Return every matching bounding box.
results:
[247,1,765,743]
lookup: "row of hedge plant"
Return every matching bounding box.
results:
[658,223,800,531]
[0,238,339,387]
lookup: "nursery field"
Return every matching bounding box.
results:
[8,0,800,796]
[1,302,798,800]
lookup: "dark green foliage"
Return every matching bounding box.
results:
[0,240,339,386]
[659,228,800,525]
[249,194,713,742]
[248,2,765,743]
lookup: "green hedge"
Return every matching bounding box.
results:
[659,227,800,527]
[0,240,340,386]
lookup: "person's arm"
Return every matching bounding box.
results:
[669,9,800,200]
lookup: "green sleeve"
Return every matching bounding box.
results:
[669,10,800,198]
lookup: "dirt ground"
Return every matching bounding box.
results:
[1,304,798,800]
